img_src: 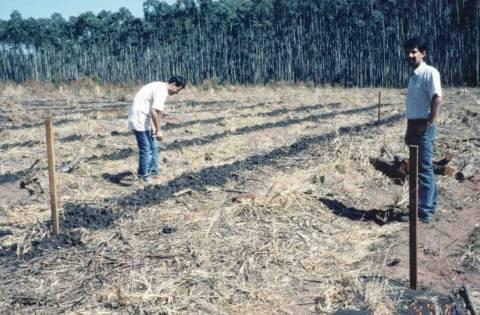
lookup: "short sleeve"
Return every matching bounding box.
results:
[151,86,168,112]
[429,69,442,99]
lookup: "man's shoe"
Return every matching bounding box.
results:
[418,212,433,223]
[136,175,151,183]
[396,213,433,223]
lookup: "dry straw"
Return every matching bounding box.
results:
[0,83,478,313]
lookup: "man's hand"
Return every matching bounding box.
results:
[155,130,163,141]
[428,95,441,127]
[427,116,435,128]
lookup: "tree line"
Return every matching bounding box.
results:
[0,0,478,86]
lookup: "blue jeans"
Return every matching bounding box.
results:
[417,124,437,217]
[133,130,159,178]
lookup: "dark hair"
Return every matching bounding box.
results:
[168,75,186,88]
[403,36,428,52]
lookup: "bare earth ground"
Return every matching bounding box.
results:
[0,82,479,314]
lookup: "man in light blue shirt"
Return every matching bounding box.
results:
[404,36,442,223]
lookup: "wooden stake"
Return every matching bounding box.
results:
[377,91,381,128]
[409,145,419,290]
[45,118,60,235]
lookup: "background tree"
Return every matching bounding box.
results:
[0,0,478,86]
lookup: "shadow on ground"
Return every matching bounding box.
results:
[318,198,407,226]
[102,171,135,187]
[0,170,25,185]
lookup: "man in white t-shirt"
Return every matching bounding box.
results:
[128,76,186,181]
[403,37,442,223]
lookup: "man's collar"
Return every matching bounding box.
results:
[414,61,427,75]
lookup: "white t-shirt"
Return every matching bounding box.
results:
[405,62,442,119]
[128,82,168,131]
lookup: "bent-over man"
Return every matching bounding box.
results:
[127,76,186,181]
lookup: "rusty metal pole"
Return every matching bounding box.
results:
[409,145,419,290]
[45,118,60,235]
[377,91,381,128]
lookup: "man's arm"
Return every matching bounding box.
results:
[150,108,163,141]
[427,94,441,127]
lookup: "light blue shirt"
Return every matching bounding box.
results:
[405,62,442,119]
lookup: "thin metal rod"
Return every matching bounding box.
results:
[46,118,60,235]
[409,145,419,290]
